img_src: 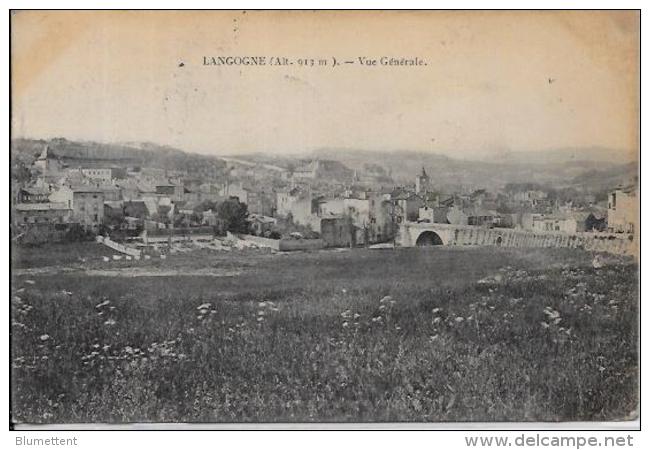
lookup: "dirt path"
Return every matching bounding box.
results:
[13,266,242,278]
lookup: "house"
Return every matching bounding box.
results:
[81,167,126,183]
[418,205,449,224]
[221,182,248,204]
[247,214,277,236]
[520,213,544,231]
[155,183,185,202]
[18,186,52,203]
[466,208,499,227]
[530,211,598,234]
[320,216,356,248]
[49,185,105,231]
[246,190,276,217]
[122,200,152,220]
[14,202,72,226]
[32,145,63,174]
[608,187,637,234]
[202,209,219,226]
[276,186,314,225]
[96,184,122,201]
[512,190,548,205]
[391,190,425,223]
[292,159,353,182]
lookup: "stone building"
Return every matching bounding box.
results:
[608,187,637,234]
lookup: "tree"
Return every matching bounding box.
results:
[217,198,249,233]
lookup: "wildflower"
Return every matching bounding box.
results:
[341,289,347,294]
[380,295,393,304]
[543,307,560,320]
[541,322,550,329]
[39,334,50,341]
[353,313,360,319]
[432,317,441,324]
[258,310,266,316]
[379,305,386,311]
[340,309,352,319]
[429,334,439,341]
[124,346,134,354]
[257,317,265,322]
[200,309,209,315]
[104,319,116,326]
[371,316,383,323]
[25,280,35,285]
[455,317,464,323]
[197,303,212,310]
[342,322,349,328]
[258,301,267,308]
[95,300,110,309]
[395,326,402,331]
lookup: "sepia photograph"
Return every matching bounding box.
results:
[8,9,640,429]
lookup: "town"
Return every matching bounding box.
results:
[10,137,637,257]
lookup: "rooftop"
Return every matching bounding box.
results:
[16,202,70,211]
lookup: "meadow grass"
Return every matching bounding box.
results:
[11,244,638,423]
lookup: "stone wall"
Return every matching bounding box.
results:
[97,236,142,257]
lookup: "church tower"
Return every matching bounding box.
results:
[415,167,430,194]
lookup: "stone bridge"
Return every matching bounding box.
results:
[396,222,635,255]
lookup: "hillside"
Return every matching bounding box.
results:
[12,138,637,194]
[11,138,228,178]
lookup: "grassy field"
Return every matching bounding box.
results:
[10,243,638,423]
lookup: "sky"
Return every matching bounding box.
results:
[11,10,639,161]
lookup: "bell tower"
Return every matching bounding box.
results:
[415,167,430,194]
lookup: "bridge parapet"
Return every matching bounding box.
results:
[397,222,635,256]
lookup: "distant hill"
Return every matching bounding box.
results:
[569,162,638,192]
[11,138,228,177]
[307,147,636,190]
[12,138,637,194]
[483,146,637,165]
[225,146,637,192]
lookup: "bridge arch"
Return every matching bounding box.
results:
[415,230,445,246]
